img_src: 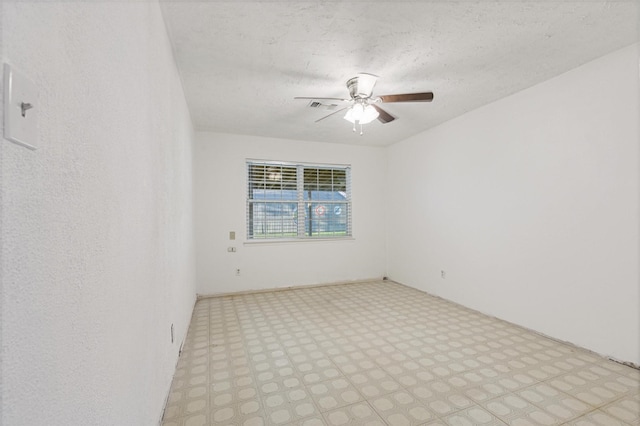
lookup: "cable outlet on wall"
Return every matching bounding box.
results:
[235,268,241,276]
[441,270,446,279]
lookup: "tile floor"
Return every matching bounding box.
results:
[161,281,639,426]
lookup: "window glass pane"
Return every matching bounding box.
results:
[305,168,347,201]
[303,202,349,237]
[249,164,297,201]
[303,168,318,200]
[248,164,266,192]
[333,169,347,194]
[248,202,297,239]
[281,166,297,191]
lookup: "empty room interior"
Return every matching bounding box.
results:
[1,1,639,426]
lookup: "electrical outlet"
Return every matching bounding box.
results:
[235,268,241,276]
[441,270,446,279]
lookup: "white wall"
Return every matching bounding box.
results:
[387,44,640,365]
[1,3,196,425]
[195,132,386,294]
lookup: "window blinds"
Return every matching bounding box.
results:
[247,161,351,239]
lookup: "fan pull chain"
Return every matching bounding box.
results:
[351,121,365,135]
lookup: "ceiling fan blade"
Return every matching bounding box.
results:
[295,96,350,102]
[378,92,434,103]
[372,105,395,124]
[314,106,349,123]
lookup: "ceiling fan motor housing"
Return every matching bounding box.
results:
[346,73,378,99]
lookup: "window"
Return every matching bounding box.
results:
[247,161,351,240]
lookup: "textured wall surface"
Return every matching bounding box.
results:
[194,132,387,295]
[0,4,4,419]
[386,44,640,365]
[1,3,196,425]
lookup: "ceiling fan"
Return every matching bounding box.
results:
[295,73,434,134]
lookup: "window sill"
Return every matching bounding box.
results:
[243,237,355,246]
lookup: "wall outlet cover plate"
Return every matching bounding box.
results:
[4,63,38,150]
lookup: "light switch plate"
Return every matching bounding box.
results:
[4,63,38,150]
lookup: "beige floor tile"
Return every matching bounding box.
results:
[308,377,364,412]
[443,406,508,425]
[322,401,386,425]
[369,390,438,425]
[160,281,639,426]
[565,409,630,426]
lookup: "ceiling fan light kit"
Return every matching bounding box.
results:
[295,73,434,136]
[343,103,379,124]
[344,102,380,135]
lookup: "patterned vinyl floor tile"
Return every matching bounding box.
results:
[161,281,639,425]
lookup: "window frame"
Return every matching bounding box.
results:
[246,160,352,241]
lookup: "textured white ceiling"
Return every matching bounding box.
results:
[160,1,638,146]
